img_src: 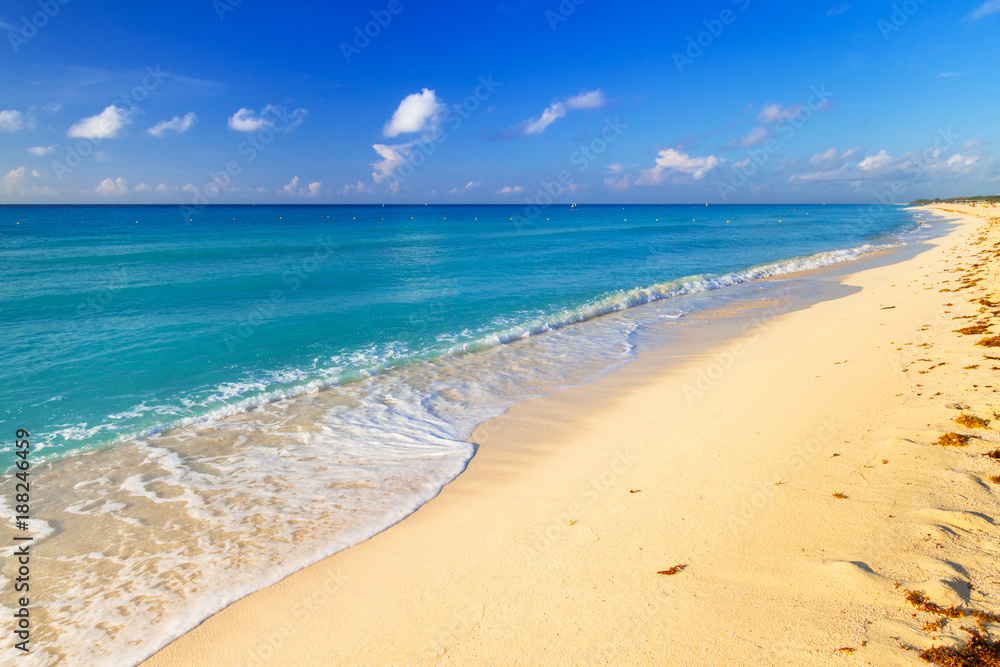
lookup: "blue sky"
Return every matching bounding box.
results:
[1,0,999,205]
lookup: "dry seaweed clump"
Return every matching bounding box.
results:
[957,414,991,429]
[977,336,1000,348]
[657,564,687,576]
[919,629,1000,666]
[958,324,991,336]
[906,591,967,619]
[937,433,971,447]
[986,450,1000,460]
[905,590,1000,624]
[924,618,947,633]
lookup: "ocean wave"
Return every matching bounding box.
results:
[42,241,893,461]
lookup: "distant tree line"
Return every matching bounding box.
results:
[910,195,1000,204]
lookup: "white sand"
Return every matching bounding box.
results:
[145,204,1000,666]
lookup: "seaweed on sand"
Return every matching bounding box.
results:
[919,629,1000,666]
[958,325,991,336]
[906,591,967,619]
[956,414,991,429]
[936,433,970,447]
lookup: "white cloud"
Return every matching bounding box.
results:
[339,180,373,196]
[857,150,892,171]
[757,103,804,124]
[792,147,993,183]
[31,169,40,177]
[498,185,523,194]
[228,105,307,133]
[604,175,633,192]
[95,177,128,196]
[0,110,24,132]
[229,108,270,132]
[945,153,982,171]
[740,126,771,147]
[508,89,607,137]
[809,147,861,165]
[971,0,1000,19]
[383,89,446,137]
[371,142,416,184]
[524,103,567,135]
[276,178,323,197]
[148,112,197,137]
[28,145,56,156]
[133,183,151,193]
[3,166,26,192]
[465,180,482,190]
[635,148,723,185]
[2,166,57,196]
[156,183,170,193]
[566,89,607,110]
[68,106,134,139]
[826,3,852,16]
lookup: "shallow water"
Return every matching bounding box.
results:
[0,204,937,664]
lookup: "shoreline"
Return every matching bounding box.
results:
[144,205,1000,666]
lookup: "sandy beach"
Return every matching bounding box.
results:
[144,204,1000,666]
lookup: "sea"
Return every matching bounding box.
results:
[0,203,940,664]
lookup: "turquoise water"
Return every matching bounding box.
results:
[0,204,929,665]
[2,204,917,459]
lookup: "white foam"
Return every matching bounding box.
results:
[10,235,913,666]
